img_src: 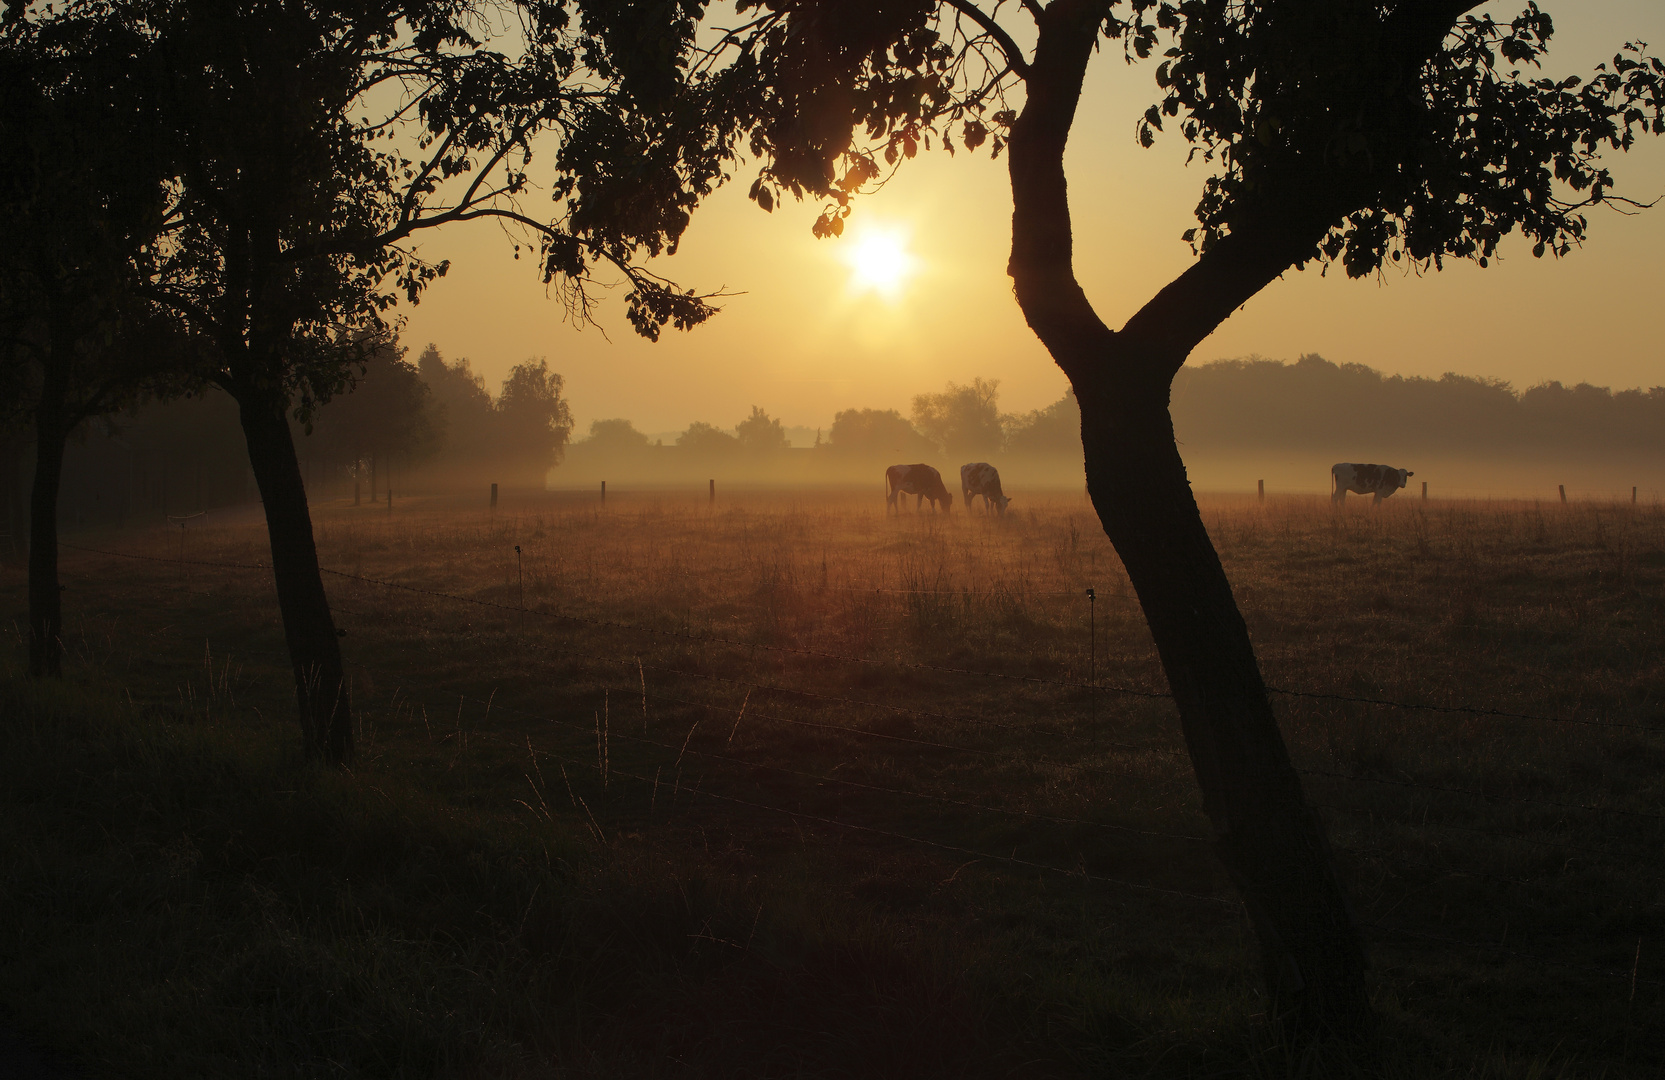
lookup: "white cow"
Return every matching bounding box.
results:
[960,462,1010,515]
[1332,462,1413,504]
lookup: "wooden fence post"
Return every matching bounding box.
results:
[1633,486,1638,505]
[601,480,606,504]
[1559,484,1566,504]
[709,479,715,503]
[1421,481,1427,501]
[490,482,498,508]
[1258,479,1264,503]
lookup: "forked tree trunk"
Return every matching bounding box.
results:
[235,387,353,763]
[27,369,69,679]
[1007,0,1372,1046]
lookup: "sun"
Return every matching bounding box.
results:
[844,227,917,298]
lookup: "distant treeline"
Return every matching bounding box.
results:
[1170,354,1665,459]
[571,376,1080,470]
[10,352,1656,540]
[1,341,573,538]
[559,356,1665,491]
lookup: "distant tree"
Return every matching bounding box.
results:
[306,339,439,499]
[495,358,573,486]
[676,421,740,456]
[701,0,1665,1044]
[734,405,789,453]
[825,407,937,458]
[582,418,651,453]
[911,378,1004,459]
[416,345,496,466]
[1005,390,1081,457]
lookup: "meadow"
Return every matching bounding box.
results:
[3,487,1662,1077]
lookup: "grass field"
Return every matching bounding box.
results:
[3,488,1663,1077]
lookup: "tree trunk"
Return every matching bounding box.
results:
[236,390,353,763]
[27,372,69,679]
[1078,371,1371,1041]
[1007,0,1372,1047]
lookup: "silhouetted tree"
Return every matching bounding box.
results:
[702,0,1665,1045]
[583,418,651,453]
[416,345,496,469]
[495,358,572,486]
[911,377,1004,459]
[0,9,187,677]
[1005,389,1081,457]
[306,339,439,498]
[101,0,745,762]
[825,407,937,458]
[676,421,741,457]
[735,405,789,453]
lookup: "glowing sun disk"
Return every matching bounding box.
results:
[846,230,916,296]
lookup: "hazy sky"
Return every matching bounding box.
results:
[399,3,1665,438]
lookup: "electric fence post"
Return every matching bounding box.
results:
[515,545,524,634]
[1086,586,1096,719]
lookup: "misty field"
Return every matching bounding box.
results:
[4,488,1663,1077]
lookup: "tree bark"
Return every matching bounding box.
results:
[235,388,353,763]
[27,366,69,679]
[1006,0,1372,1046]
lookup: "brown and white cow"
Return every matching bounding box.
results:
[885,463,953,513]
[1332,462,1413,504]
[960,462,1010,515]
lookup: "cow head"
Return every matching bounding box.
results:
[1399,469,1413,487]
[994,494,1010,515]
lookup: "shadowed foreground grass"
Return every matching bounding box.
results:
[3,488,1662,1076]
[0,674,1075,1078]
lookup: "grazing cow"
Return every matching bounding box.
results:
[1332,462,1413,504]
[960,462,1011,515]
[885,463,953,513]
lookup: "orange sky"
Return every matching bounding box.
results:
[397,2,1665,440]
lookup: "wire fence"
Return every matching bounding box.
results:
[43,536,1665,994]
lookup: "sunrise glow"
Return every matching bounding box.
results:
[843,227,917,298]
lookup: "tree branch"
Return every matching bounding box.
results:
[944,0,1030,78]
[1004,0,1111,381]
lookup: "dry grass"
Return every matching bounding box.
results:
[3,486,1663,1076]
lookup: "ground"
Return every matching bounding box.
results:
[2,488,1661,1077]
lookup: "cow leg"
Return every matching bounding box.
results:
[1332,488,1345,506]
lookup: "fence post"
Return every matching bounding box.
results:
[601,480,606,504]
[1085,586,1096,716]
[1559,484,1566,504]
[490,482,498,508]
[709,479,715,503]
[1633,486,1638,505]
[1421,481,1427,501]
[1258,479,1264,503]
